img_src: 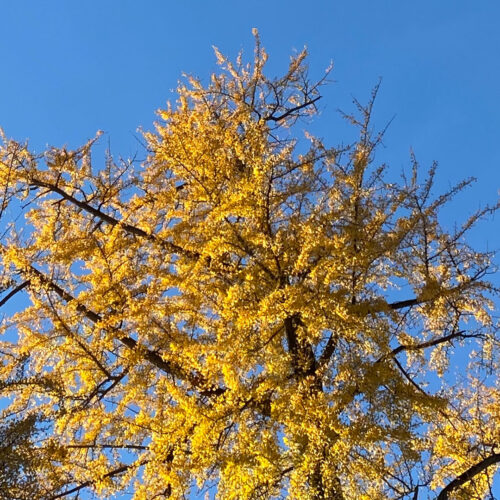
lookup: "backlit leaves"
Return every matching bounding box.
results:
[0,33,499,499]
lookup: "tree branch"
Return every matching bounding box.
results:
[48,461,142,499]
[21,263,225,397]
[318,332,338,368]
[65,443,147,450]
[412,485,419,500]
[373,269,489,313]
[264,96,321,122]
[0,280,30,307]
[376,330,470,364]
[393,357,429,397]
[29,177,198,259]
[388,297,422,310]
[437,453,500,500]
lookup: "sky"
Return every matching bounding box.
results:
[0,1,499,498]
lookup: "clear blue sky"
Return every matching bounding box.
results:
[1,1,499,498]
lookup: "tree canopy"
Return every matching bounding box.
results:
[0,32,499,499]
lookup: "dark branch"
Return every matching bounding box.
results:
[412,485,419,500]
[389,297,421,310]
[386,268,489,312]
[29,178,198,259]
[318,332,337,368]
[437,453,500,500]
[376,330,470,364]
[264,96,321,122]
[23,264,225,397]
[393,357,429,396]
[48,462,139,499]
[65,443,147,450]
[0,280,30,307]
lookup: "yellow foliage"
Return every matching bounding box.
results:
[0,34,499,499]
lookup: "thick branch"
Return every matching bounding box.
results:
[388,297,421,310]
[23,264,224,397]
[284,316,298,361]
[412,485,419,500]
[318,332,337,368]
[285,315,320,392]
[437,453,500,500]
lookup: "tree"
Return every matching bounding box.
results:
[0,413,48,499]
[0,31,499,499]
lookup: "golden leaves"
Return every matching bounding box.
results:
[0,35,498,500]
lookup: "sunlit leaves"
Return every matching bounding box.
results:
[0,33,498,499]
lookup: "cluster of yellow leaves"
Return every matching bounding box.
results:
[0,33,498,499]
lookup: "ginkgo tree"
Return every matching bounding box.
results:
[0,32,499,500]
